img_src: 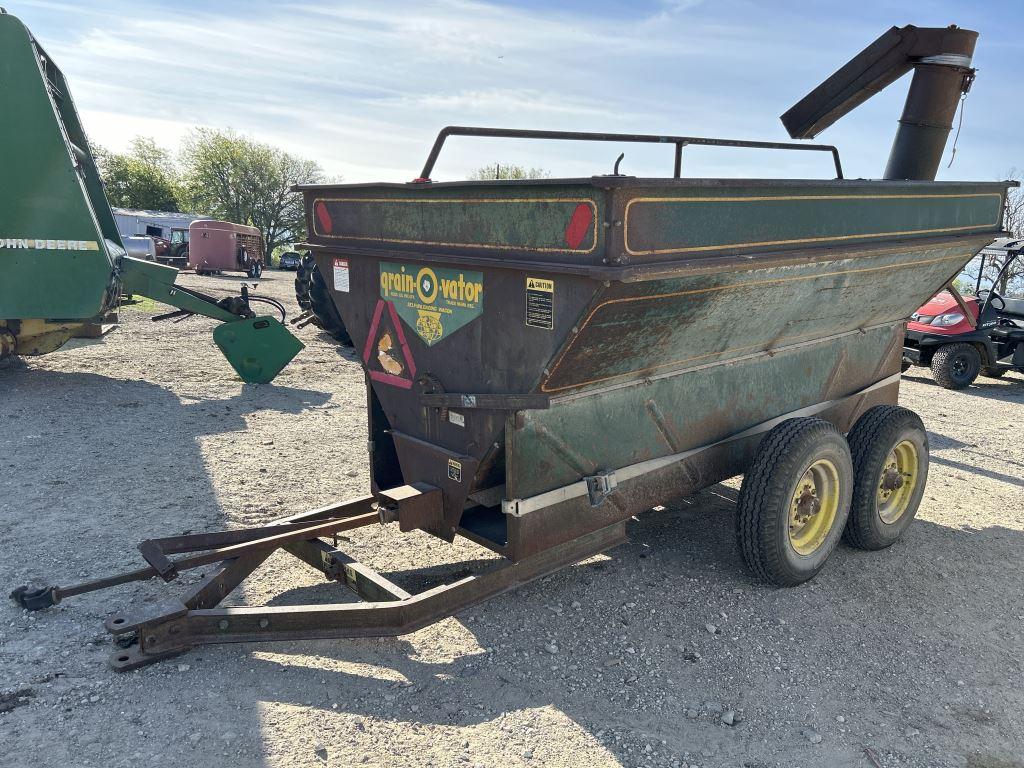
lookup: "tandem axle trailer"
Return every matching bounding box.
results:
[11,23,1017,670]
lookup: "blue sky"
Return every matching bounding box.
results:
[11,0,1024,183]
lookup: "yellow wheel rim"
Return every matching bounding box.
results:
[876,440,919,524]
[788,458,841,556]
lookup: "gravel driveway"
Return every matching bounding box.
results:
[2,270,1022,768]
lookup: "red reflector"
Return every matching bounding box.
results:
[314,201,333,234]
[564,203,594,250]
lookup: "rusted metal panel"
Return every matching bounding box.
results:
[307,185,604,263]
[506,379,898,561]
[615,186,1001,260]
[510,324,904,500]
[302,178,1008,271]
[540,240,986,393]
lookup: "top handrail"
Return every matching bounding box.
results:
[417,126,844,181]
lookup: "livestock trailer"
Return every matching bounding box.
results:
[187,219,266,278]
[12,24,1017,671]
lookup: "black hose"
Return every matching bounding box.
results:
[245,295,287,323]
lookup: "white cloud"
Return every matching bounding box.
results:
[14,0,1022,183]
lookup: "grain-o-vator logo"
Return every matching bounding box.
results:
[379,262,483,346]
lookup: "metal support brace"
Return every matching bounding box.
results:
[116,521,625,664]
[12,490,626,671]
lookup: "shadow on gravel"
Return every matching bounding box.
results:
[903,370,1024,402]
[192,477,1024,765]
[0,367,332,586]
[929,454,1024,489]
[5,363,1023,765]
[265,557,505,609]
[0,366,326,766]
[927,429,1024,488]
[180,382,332,418]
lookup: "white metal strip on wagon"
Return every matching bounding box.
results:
[502,372,902,518]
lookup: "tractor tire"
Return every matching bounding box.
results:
[843,405,928,551]
[247,262,263,279]
[930,343,980,389]
[295,256,314,311]
[981,366,1006,378]
[736,417,853,586]
[295,255,351,345]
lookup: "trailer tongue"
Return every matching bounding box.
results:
[11,24,1016,670]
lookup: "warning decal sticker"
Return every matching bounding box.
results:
[333,258,350,292]
[379,263,483,346]
[525,276,554,330]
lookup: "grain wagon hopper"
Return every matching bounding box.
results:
[11,24,1016,670]
[0,11,302,383]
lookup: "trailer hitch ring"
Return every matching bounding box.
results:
[9,585,59,611]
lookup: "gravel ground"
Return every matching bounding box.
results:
[1,270,1023,768]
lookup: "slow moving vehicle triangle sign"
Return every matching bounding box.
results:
[363,299,417,389]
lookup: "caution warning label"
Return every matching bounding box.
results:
[333,258,350,292]
[525,277,554,330]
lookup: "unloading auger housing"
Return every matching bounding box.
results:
[0,11,303,382]
[11,23,1017,671]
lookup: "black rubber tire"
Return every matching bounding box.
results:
[900,360,912,373]
[294,254,352,345]
[736,417,853,586]
[294,256,314,311]
[843,405,928,551]
[247,262,263,279]
[981,366,1006,378]
[930,343,980,389]
[310,262,352,345]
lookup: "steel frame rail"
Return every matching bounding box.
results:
[12,495,625,671]
[418,126,844,181]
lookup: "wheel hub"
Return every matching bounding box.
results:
[880,466,905,492]
[792,487,822,524]
[788,459,840,556]
[876,440,919,524]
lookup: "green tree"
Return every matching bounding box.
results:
[963,169,1024,295]
[94,136,182,211]
[179,128,324,256]
[468,163,550,180]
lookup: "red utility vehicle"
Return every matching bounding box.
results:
[903,240,1024,388]
[186,220,265,278]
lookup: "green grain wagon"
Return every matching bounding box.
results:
[14,24,1016,670]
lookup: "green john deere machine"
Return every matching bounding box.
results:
[0,11,302,383]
